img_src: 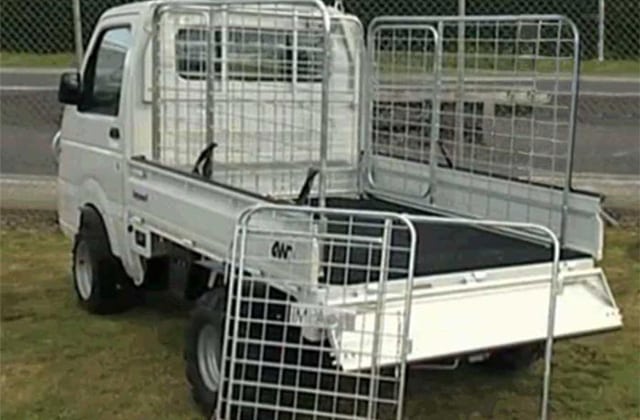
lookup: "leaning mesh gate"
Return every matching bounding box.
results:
[217,206,417,420]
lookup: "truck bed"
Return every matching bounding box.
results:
[322,196,587,284]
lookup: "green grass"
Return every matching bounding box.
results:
[0,52,75,68]
[376,51,639,76]
[581,59,640,76]
[1,225,638,419]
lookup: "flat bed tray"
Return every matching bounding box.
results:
[321,196,586,284]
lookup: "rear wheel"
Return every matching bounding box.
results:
[184,286,337,417]
[72,208,137,314]
[185,288,226,416]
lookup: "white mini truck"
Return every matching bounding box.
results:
[54,1,622,418]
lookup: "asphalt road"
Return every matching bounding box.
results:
[1,68,638,176]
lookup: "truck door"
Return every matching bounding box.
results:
[60,21,133,256]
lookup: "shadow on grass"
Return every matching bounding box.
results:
[110,291,194,355]
[404,360,542,419]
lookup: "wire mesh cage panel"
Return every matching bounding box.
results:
[365,16,581,241]
[366,22,441,198]
[435,17,579,185]
[217,206,416,420]
[151,1,364,199]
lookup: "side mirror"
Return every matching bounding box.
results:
[58,72,81,105]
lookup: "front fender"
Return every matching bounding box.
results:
[77,177,122,259]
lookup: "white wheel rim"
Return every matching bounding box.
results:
[197,324,221,392]
[74,240,93,300]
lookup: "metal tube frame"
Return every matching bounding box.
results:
[560,20,581,246]
[400,215,561,420]
[227,204,418,420]
[364,17,441,198]
[428,21,444,202]
[597,0,605,62]
[71,0,83,71]
[456,0,466,164]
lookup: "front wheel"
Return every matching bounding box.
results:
[72,208,137,314]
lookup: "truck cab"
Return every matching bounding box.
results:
[56,2,362,282]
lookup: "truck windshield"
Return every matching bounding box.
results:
[175,26,323,82]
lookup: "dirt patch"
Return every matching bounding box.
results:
[0,209,59,233]
[605,205,640,228]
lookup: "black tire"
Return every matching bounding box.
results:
[485,342,544,371]
[185,288,226,417]
[184,286,337,418]
[72,207,137,314]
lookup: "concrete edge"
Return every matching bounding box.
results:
[0,67,74,74]
[0,175,57,210]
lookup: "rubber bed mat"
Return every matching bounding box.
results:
[319,196,586,284]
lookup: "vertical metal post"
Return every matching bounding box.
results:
[206,8,216,152]
[367,218,392,420]
[223,221,250,420]
[72,0,84,71]
[361,26,375,195]
[151,8,161,160]
[598,0,605,62]
[455,0,466,163]
[540,234,561,420]
[216,223,241,418]
[428,24,443,202]
[292,11,299,86]
[318,12,332,209]
[356,25,367,196]
[395,216,417,420]
[560,21,581,247]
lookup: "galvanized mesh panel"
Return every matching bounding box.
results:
[365,16,582,233]
[218,206,415,419]
[437,17,578,186]
[151,3,363,199]
[366,23,440,197]
[370,16,579,182]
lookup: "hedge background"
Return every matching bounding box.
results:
[0,0,638,59]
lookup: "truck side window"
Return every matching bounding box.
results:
[80,26,132,116]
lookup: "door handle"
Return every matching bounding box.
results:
[109,127,120,140]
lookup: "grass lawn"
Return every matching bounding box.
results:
[377,54,639,77]
[0,52,76,68]
[581,60,640,76]
[1,222,638,419]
